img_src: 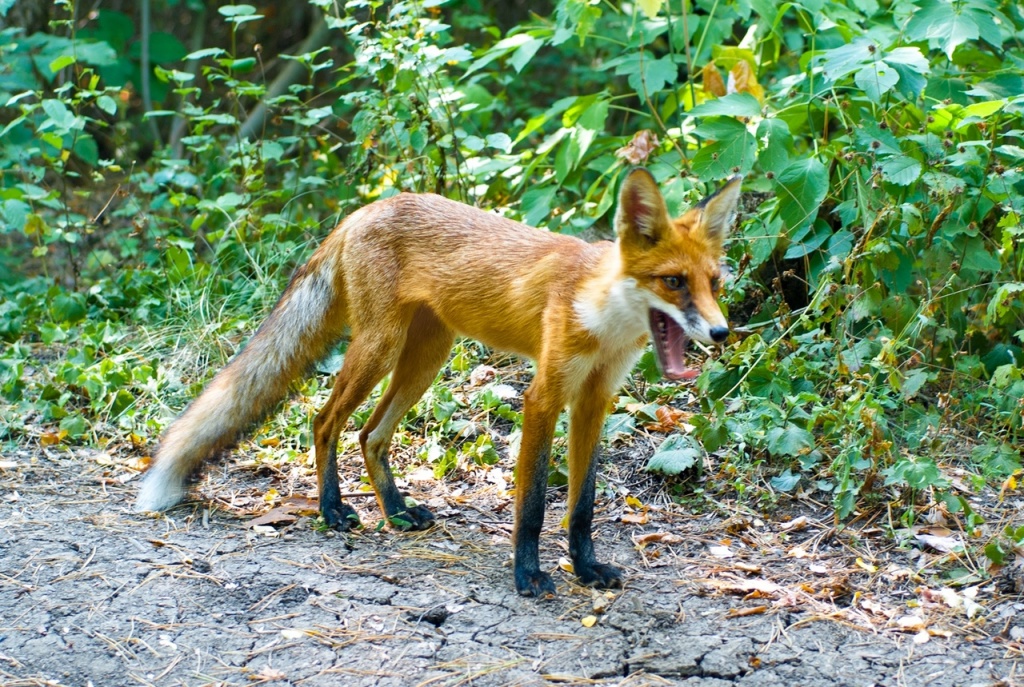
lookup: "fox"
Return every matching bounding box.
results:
[135,168,742,597]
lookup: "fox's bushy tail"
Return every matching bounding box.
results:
[136,249,346,512]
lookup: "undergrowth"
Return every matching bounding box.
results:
[0,0,1021,573]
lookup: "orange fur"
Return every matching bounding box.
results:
[136,168,741,596]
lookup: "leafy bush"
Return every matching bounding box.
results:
[0,0,1021,544]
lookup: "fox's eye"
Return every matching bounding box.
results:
[662,276,684,290]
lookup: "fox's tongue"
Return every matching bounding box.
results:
[649,309,696,381]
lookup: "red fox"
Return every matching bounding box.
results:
[136,168,741,596]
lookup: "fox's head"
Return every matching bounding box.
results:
[615,168,741,380]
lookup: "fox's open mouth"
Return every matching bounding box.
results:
[649,309,695,381]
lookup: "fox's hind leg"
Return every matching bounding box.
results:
[358,306,454,530]
[313,320,407,529]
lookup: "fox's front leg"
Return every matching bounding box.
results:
[566,389,622,589]
[513,377,563,597]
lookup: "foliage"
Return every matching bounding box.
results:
[1,0,1022,567]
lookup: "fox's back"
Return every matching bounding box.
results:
[331,193,610,357]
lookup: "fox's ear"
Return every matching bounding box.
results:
[695,174,742,249]
[615,168,671,244]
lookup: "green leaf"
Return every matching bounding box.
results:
[74,41,118,67]
[637,0,664,18]
[603,413,636,442]
[50,293,87,324]
[509,36,545,73]
[645,435,700,475]
[770,469,801,492]
[520,186,556,226]
[987,283,1024,321]
[49,55,76,73]
[773,157,828,233]
[218,4,258,16]
[900,368,931,400]
[885,47,930,74]
[577,98,610,131]
[756,118,792,174]
[961,100,1004,118]
[958,236,1001,273]
[41,99,82,132]
[626,55,676,97]
[485,132,513,153]
[906,0,981,59]
[185,47,226,60]
[766,423,814,458]
[819,39,874,82]
[691,118,756,179]
[854,63,899,101]
[687,93,762,118]
[97,95,118,115]
[878,155,922,186]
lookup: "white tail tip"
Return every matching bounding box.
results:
[134,465,187,512]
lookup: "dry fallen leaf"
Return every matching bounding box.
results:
[895,615,926,632]
[780,516,810,531]
[621,512,648,525]
[469,364,498,386]
[913,527,963,553]
[581,615,598,628]
[699,577,782,598]
[257,666,287,680]
[634,532,684,546]
[558,557,574,574]
[726,605,767,618]
[709,545,735,559]
[592,593,613,614]
[643,405,692,432]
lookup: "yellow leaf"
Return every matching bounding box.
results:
[855,557,878,573]
[558,557,574,573]
[260,436,281,448]
[625,495,644,510]
[263,488,280,503]
[637,0,663,19]
[40,430,66,447]
[581,615,598,627]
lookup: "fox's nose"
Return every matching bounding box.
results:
[709,326,729,343]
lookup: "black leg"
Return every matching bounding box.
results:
[319,442,360,529]
[568,448,621,589]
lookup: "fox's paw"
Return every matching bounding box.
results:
[388,504,435,531]
[515,568,557,598]
[322,502,361,531]
[575,562,623,590]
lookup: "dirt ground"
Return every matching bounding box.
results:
[1,443,1022,687]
